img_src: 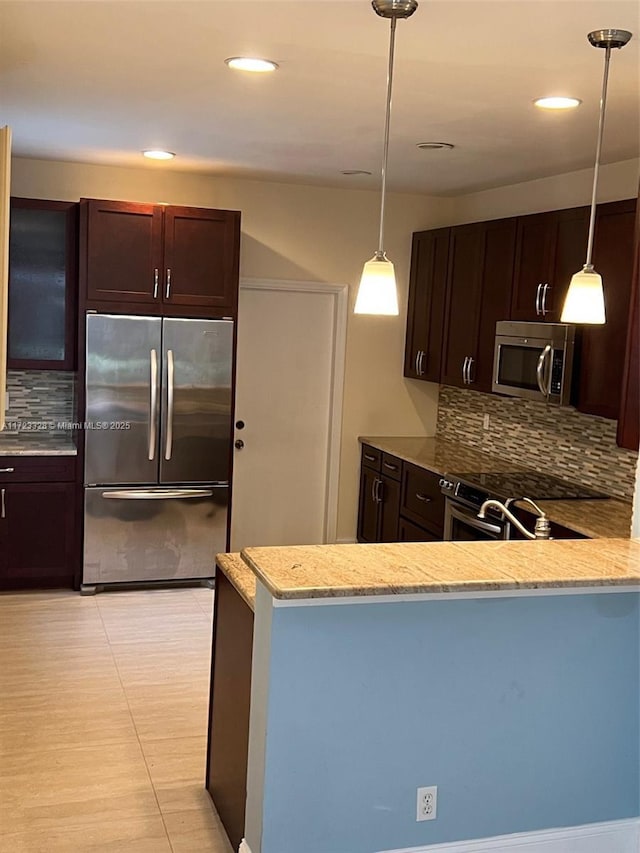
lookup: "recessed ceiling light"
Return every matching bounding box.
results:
[142,150,175,160]
[534,97,582,110]
[416,142,455,151]
[225,57,279,73]
[341,170,373,176]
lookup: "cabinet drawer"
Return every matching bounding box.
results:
[0,456,76,483]
[381,453,402,481]
[360,444,381,471]
[400,463,445,534]
[399,518,442,542]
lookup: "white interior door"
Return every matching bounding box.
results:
[230,280,345,552]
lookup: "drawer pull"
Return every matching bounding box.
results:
[364,453,376,462]
[383,462,397,471]
[0,467,15,473]
[415,493,431,503]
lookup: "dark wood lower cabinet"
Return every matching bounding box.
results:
[0,481,76,589]
[206,567,254,852]
[398,517,441,542]
[357,445,445,544]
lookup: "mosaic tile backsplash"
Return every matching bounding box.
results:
[3,370,76,436]
[436,385,638,501]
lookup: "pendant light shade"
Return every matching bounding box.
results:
[561,267,605,324]
[561,28,632,325]
[354,253,398,314]
[354,0,418,316]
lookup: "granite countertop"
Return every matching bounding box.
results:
[359,435,526,476]
[359,435,633,539]
[0,435,78,456]
[216,552,256,611]
[240,540,640,601]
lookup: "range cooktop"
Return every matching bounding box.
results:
[448,470,608,502]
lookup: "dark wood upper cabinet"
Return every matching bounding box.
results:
[163,206,240,311]
[474,217,517,392]
[403,228,450,382]
[8,198,78,370]
[439,219,516,392]
[577,199,637,420]
[83,199,163,307]
[440,223,485,389]
[511,207,588,322]
[81,199,241,316]
[617,197,640,450]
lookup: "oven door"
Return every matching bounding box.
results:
[444,500,507,541]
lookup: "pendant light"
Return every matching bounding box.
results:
[354,0,418,315]
[561,29,632,325]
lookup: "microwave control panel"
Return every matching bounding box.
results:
[549,350,565,395]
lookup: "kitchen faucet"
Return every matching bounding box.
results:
[477,497,551,540]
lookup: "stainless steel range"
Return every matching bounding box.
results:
[440,470,607,541]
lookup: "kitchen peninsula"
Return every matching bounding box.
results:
[208,538,640,853]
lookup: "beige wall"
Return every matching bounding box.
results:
[11,156,455,541]
[451,158,639,224]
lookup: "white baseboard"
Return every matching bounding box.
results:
[380,818,640,853]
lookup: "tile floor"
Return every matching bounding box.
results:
[0,586,234,853]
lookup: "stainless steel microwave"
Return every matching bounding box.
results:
[493,321,576,406]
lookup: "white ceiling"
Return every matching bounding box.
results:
[1,0,639,196]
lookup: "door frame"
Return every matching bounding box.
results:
[237,277,348,544]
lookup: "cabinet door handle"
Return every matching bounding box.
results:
[467,356,474,384]
[371,478,377,503]
[0,467,15,473]
[462,356,469,384]
[383,462,397,472]
[364,453,376,463]
[535,283,542,316]
[541,283,550,317]
[165,268,172,300]
[415,492,431,503]
[418,350,426,376]
[1,488,5,519]
[375,479,384,503]
[153,268,159,299]
[415,350,421,375]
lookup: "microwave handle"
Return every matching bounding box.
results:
[536,345,552,398]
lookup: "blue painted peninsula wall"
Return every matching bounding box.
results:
[246,590,640,853]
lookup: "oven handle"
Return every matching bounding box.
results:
[447,502,504,536]
[536,345,552,398]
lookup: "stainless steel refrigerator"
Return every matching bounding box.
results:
[82,313,233,591]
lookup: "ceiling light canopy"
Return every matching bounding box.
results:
[142,149,175,160]
[534,96,582,110]
[354,0,418,316]
[561,28,632,325]
[225,57,278,73]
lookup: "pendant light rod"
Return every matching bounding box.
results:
[582,29,632,270]
[376,15,397,257]
[584,45,611,269]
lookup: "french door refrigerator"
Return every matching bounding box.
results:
[82,313,233,591]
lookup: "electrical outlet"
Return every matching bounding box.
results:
[416,785,437,822]
[483,413,490,430]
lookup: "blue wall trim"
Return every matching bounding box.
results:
[258,593,639,853]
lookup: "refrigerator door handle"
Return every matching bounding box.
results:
[165,348,175,461]
[103,488,215,500]
[148,348,159,461]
